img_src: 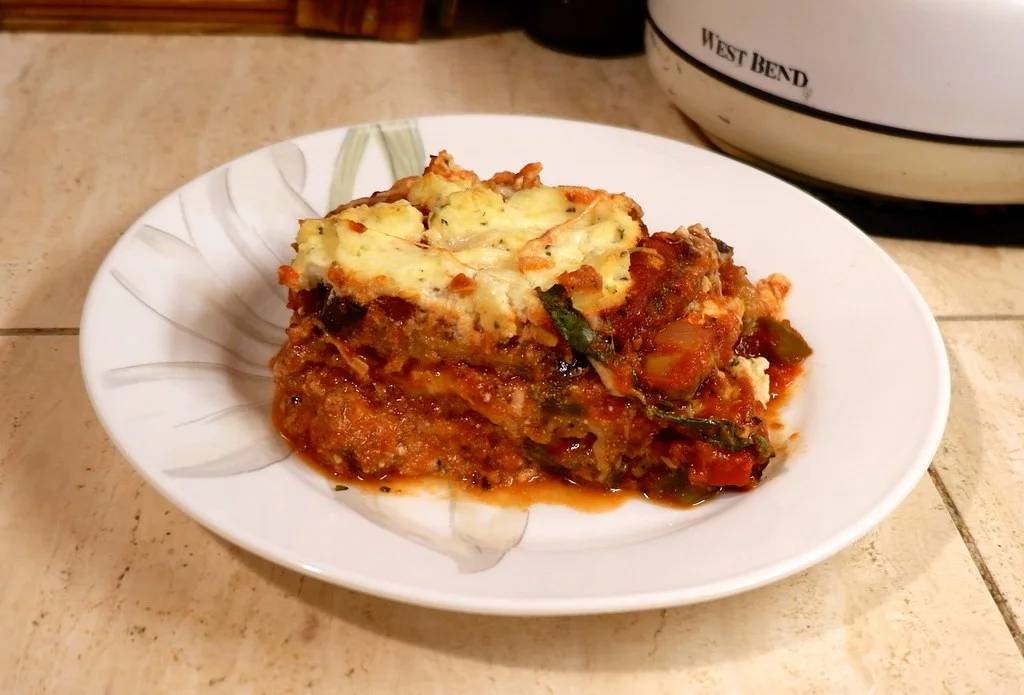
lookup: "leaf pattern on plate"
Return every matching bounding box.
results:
[180,175,287,326]
[328,119,427,211]
[449,498,530,570]
[378,118,427,181]
[102,361,272,386]
[173,399,273,428]
[109,226,280,361]
[226,142,318,267]
[329,125,373,211]
[103,118,528,571]
[162,436,292,478]
[336,488,529,573]
[267,140,309,201]
[164,401,291,478]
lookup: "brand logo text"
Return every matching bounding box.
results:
[701,28,810,89]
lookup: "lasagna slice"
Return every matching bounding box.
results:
[270,152,811,506]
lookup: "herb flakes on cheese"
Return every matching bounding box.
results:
[290,154,643,339]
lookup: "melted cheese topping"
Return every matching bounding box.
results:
[291,171,642,339]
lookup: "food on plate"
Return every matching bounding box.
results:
[270,151,811,507]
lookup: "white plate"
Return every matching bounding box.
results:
[79,114,950,616]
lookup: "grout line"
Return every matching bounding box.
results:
[935,314,1024,323]
[0,327,79,337]
[928,467,1024,658]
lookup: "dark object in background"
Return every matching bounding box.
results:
[524,0,646,57]
[794,180,1024,247]
[297,0,427,39]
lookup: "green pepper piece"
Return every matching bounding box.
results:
[655,469,720,506]
[759,317,812,363]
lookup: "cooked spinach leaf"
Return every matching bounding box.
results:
[649,409,773,458]
[536,285,611,359]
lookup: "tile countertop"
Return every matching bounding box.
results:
[1,30,1023,695]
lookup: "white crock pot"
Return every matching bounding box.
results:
[645,0,1024,203]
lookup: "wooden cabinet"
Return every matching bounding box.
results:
[296,0,426,40]
[0,0,451,38]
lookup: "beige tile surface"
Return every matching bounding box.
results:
[933,321,1024,631]
[2,336,1023,694]
[878,240,1024,319]
[3,32,1024,329]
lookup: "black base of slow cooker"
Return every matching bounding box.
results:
[796,182,1023,247]
[694,127,1023,247]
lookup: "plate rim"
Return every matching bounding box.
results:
[78,113,952,616]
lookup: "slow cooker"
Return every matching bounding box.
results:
[645,0,1024,203]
